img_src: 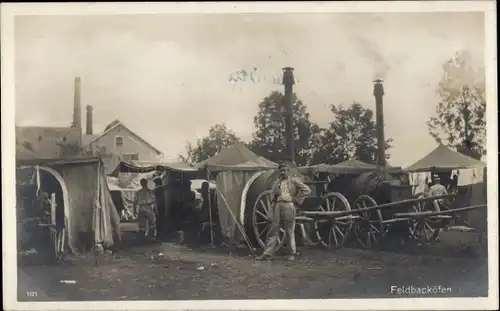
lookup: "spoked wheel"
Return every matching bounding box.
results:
[408,193,441,243]
[353,195,384,249]
[252,190,285,249]
[314,192,352,249]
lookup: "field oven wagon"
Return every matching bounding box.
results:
[242,163,486,253]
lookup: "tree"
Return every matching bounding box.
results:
[179,123,243,163]
[310,102,393,165]
[427,50,486,159]
[249,91,321,166]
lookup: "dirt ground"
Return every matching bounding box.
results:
[18,224,489,301]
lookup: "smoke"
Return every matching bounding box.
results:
[353,35,391,80]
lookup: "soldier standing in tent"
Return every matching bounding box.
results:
[134,178,157,239]
[429,175,448,203]
[255,162,311,261]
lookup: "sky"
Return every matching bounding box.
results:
[14,12,485,167]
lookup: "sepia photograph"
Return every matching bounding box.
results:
[1,2,498,310]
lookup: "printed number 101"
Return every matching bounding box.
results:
[26,292,38,297]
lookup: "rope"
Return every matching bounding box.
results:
[216,189,255,253]
[208,171,255,252]
[206,170,215,247]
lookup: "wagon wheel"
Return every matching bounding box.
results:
[408,193,441,243]
[314,192,352,249]
[252,190,285,249]
[353,195,384,249]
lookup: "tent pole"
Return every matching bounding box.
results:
[207,169,214,247]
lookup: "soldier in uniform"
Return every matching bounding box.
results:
[134,178,157,238]
[255,162,311,261]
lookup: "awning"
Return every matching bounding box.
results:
[109,160,198,176]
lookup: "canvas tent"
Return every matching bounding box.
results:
[16,156,121,253]
[405,145,485,172]
[405,145,487,228]
[197,143,277,243]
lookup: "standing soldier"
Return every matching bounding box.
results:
[429,175,448,203]
[134,178,157,239]
[255,162,311,261]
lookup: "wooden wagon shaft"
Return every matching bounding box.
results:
[302,210,359,218]
[394,204,487,219]
[302,193,455,219]
[296,215,360,222]
[381,215,453,224]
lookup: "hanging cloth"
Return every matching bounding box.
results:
[29,165,41,196]
[458,169,474,186]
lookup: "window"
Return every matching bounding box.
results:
[115,136,124,147]
[123,153,139,161]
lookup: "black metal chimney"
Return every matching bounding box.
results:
[282,67,295,164]
[373,79,386,168]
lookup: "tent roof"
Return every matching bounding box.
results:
[109,160,198,176]
[298,159,403,175]
[197,143,277,171]
[337,159,377,169]
[405,145,486,172]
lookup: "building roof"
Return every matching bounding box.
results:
[16,143,41,160]
[405,145,486,172]
[82,120,162,155]
[16,126,82,158]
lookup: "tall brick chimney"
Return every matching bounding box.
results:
[86,105,93,135]
[373,79,386,168]
[72,77,82,129]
